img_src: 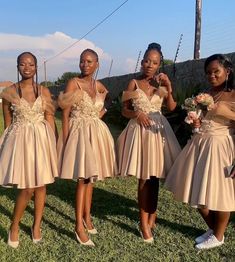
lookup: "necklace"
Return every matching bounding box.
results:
[142,79,151,90]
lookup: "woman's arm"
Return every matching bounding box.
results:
[156,73,177,111]
[42,86,57,135]
[166,92,177,111]
[62,80,77,144]
[2,99,12,129]
[97,81,108,119]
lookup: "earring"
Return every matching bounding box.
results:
[94,67,99,80]
[225,74,228,91]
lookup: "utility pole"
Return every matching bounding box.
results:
[194,0,202,60]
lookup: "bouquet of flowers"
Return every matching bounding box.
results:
[195,93,215,111]
[182,93,214,132]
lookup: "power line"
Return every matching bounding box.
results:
[44,0,129,63]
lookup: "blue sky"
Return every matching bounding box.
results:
[0,0,234,82]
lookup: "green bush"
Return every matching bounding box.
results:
[103,94,128,129]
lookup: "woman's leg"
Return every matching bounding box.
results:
[33,186,46,239]
[148,177,159,229]
[197,207,215,229]
[83,180,94,230]
[10,188,34,241]
[213,211,230,241]
[75,179,89,242]
[197,209,230,241]
[138,179,153,240]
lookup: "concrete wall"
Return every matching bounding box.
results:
[49,52,235,100]
[100,52,235,100]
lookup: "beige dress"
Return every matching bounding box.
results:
[0,87,58,189]
[117,80,181,179]
[57,80,117,181]
[165,101,235,211]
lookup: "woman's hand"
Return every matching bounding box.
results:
[99,107,107,118]
[136,112,152,128]
[230,171,235,179]
[155,73,172,94]
[192,118,201,129]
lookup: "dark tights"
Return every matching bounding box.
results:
[138,177,159,239]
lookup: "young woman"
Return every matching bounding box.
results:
[0,52,58,248]
[117,43,181,243]
[57,49,116,246]
[165,54,235,249]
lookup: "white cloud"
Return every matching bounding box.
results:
[0,32,113,82]
[125,57,140,73]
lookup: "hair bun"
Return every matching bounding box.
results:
[147,43,161,51]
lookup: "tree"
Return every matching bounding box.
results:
[40,81,54,87]
[55,72,80,86]
[163,59,174,66]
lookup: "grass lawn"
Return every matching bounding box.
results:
[0,108,235,262]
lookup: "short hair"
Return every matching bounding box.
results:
[80,49,99,62]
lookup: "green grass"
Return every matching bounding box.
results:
[0,108,235,262]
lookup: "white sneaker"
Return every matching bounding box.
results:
[195,234,224,250]
[195,229,213,244]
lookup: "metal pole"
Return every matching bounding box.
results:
[173,34,183,77]
[135,51,142,73]
[194,0,202,59]
[108,59,113,77]
[44,61,47,86]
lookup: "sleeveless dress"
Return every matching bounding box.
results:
[0,86,58,189]
[165,101,235,211]
[57,79,117,181]
[117,80,181,179]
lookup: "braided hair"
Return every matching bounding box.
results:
[204,54,234,91]
[17,52,39,97]
[143,42,165,72]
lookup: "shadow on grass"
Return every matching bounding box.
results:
[0,179,138,240]
[2,179,234,243]
[0,195,38,241]
[0,185,76,241]
[157,217,204,239]
[46,179,139,236]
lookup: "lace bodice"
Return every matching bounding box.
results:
[132,88,164,114]
[121,80,167,114]
[199,101,235,135]
[11,97,45,126]
[70,90,104,120]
